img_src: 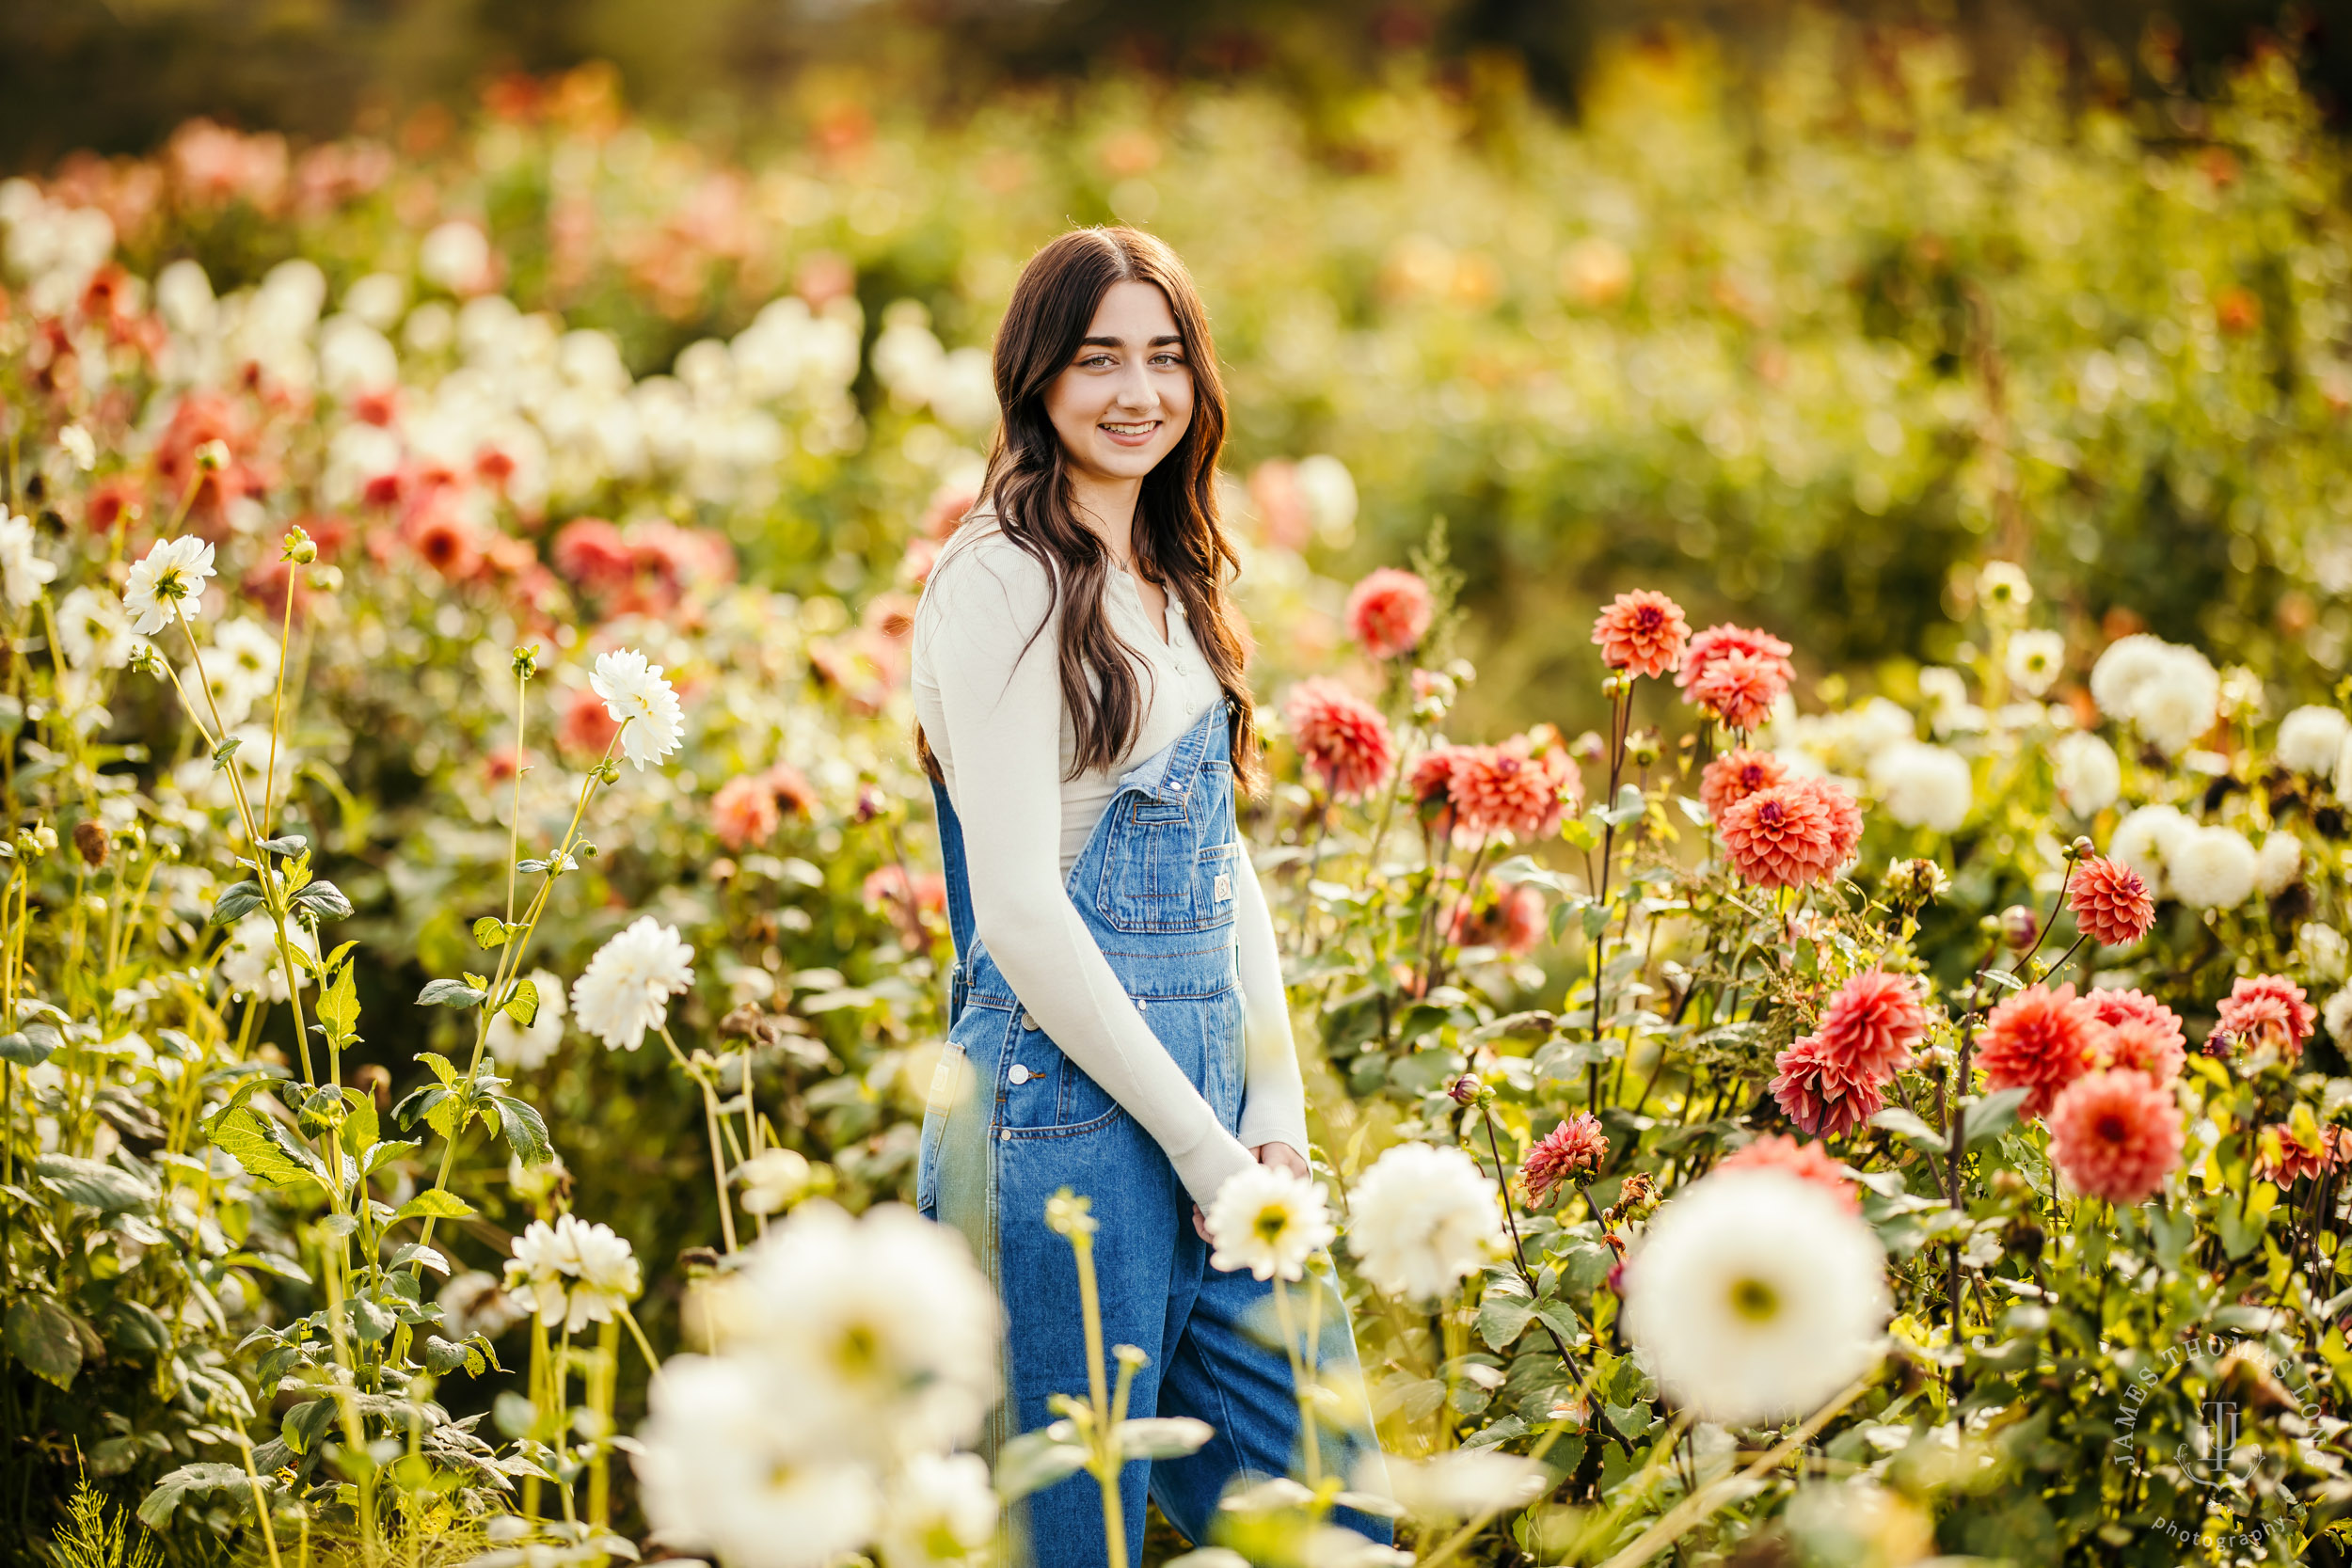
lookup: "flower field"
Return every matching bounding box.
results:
[2,15,2351,1568]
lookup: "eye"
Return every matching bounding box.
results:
[1151,352,1185,367]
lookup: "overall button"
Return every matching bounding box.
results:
[1136,996,1149,1012]
[1021,1009,1038,1030]
[1008,1064,1033,1085]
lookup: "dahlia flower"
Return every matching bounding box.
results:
[1691,650,1786,733]
[0,512,56,609]
[2276,705,2349,776]
[1345,1143,1504,1302]
[2047,732,2121,817]
[2167,825,2257,910]
[1678,624,1794,700]
[592,647,686,770]
[121,535,216,635]
[1284,676,1396,800]
[2067,856,2153,947]
[1344,567,1434,658]
[1378,1450,1551,1522]
[1718,778,1859,889]
[876,1451,998,1568]
[1519,1113,1607,1207]
[2097,1019,2185,1086]
[56,586,137,671]
[738,1148,816,1216]
[2256,1121,2347,1187]
[2216,974,2317,1061]
[1867,741,1972,833]
[712,772,783,850]
[2255,832,2302,898]
[2327,988,2352,1044]
[1769,1037,1886,1139]
[1447,883,1547,955]
[1622,1168,1890,1426]
[571,915,696,1051]
[561,684,623,755]
[2046,1069,2183,1205]
[1713,1134,1859,1213]
[2005,629,2065,696]
[1591,590,1690,679]
[1205,1164,1335,1282]
[1810,970,1928,1084]
[1700,748,1788,820]
[1976,983,2103,1119]
[1447,733,1578,839]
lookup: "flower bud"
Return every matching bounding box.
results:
[306,565,343,594]
[1447,1073,1484,1105]
[281,525,317,564]
[1569,730,1606,765]
[854,784,887,824]
[194,438,230,471]
[72,820,109,870]
[511,644,540,680]
[2066,835,2095,862]
[1629,731,1661,768]
[1999,904,2039,952]
[1885,857,1949,906]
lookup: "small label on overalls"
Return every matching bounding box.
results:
[1214,871,1232,901]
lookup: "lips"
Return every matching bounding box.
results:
[1100,420,1160,445]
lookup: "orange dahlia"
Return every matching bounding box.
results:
[1718,781,1850,889]
[1977,983,2105,1119]
[1448,733,1580,840]
[1689,649,1788,733]
[1677,623,1795,699]
[1591,590,1690,679]
[2068,856,2154,947]
[2256,1121,2348,1186]
[1769,1037,1885,1139]
[1699,748,1789,820]
[2046,1069,2183,1204]
[1812,970,1928,1083]
[1284,677,1396,800]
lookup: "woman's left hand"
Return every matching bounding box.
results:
[1192,1141,1313,1240]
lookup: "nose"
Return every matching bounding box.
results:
[1110,357,1158,413]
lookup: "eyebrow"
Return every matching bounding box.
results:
[1078,335,1185,348]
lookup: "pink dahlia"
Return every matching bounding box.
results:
[1344,567,1435,659]
[1699,748,1789,821]
[2087,989,2185,1053]
[1284,677,1397,801]
[1690,648,1788,733]
[1591,590,1690,679]
[560,685,622,757]
[2097,1019,2185,1086]
[711,774,782,851]
[1799,775,1865,867]
[863,864,947,914]
[1714,1134,1859,1213]
[2257,1122,2348,1186]
[1977,983,2106,1120]
[552,516,634,594]
[2216,974,2318,1062]
[1520,1113,1608,1206]
[1769,1037,1886,1139]
[1448,734,1580,840]
[763,763,818,819]
[1448,883,1548,956]
[1812,970,1928,1083]
[2046,1069,2184,1204]
[2068,856,2154,948]
[1677,624,1795,701]
[1718,782,1844,889]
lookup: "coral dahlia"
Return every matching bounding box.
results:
[1690,649,1788,733]
[2097,1019,2186,1086]
[1700,749,1789,821]
[2256,1121,2347,1187]
[711,773,782,851]
[1976,983,2105,1120]
[1520,1113,1608,1207]
[1591,590,1690,679]
[2216,974,2318,1062]
[1811,970,1928,1084]
[2068,856,2154,948]
[1344,567,1435,659]
[1769,1037,1886,1139]
[1284,676,1396,800]
[1678,624,1795,700]
[1448,733,1580,840]
[1713,1134,1859,1213]
[1718,780,1852,890]
[2046,1069,2183,1205]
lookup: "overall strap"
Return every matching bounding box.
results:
[927,771,978,1025]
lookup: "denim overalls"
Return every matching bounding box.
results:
[918,692,1393,1564]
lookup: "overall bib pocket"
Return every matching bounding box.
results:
[996,1011,1126,1138]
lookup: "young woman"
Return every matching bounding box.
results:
[909,228,1392,1563]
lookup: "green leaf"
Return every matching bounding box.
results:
[390,1085,454,1138]
[1476,1292,1536,1353]
[347,1296,397,1344]
[0,1028,54,1067]
[6,1297,83,1388]
[1115,1416,1215,1459]
[292,880,353,922]
[1868,1107,1946,1150]
[208,1105,326,1193]
[316,964,359,1045]
[395,1190,476,1223]
[211,736,243,771]
[362,1139,421,1176]
[257,832,308,856]
[388,1243,450,1276]
[423,1335,486,1376]
[502,978,539,1027]
[209,880,265,927]
[416,1051,459,1086]
[34,1154,156,1212]
[472,916,510,950]
[993,1425,1090,1500]
[416,977,486,1008]
[492,1095,552,1166]
[338,1087,380,1160]
[1962,1087,2031,1148]
[281,1397,337,1456]
[138,1463,255,1530]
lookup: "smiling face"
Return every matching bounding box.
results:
[1041,279,1196,492]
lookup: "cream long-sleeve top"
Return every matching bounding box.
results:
[910,515,1310,1208]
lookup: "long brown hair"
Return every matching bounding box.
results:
[913,226,1266,799]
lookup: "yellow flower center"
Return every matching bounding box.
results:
[1727,1275,1779,1323]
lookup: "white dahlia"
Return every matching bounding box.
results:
[56,585,136,671]
[1344,1143,1503,1303]
[1623,1167,1889,1427]
[2255,832,2303,899]
[2004,629,2065,697]
[0,512,57,608]
[121,535,216,636]
[2277,705,2349,777]
[591,647,685,769]
[2088,633,2172,723]
[2128,644,2219,755]
[2167,825,2258,911]
[2108,804,2190,901]
[1205,1164,1336,1283]
[874,1451,997,1568]
[2048,732,2121,817]
[570,915,695,1051]
[1866,740,1972,832]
